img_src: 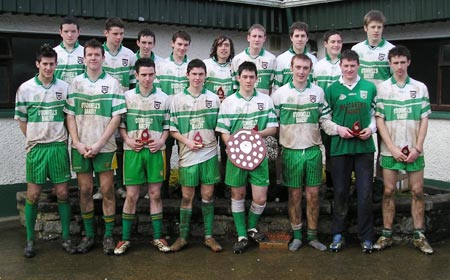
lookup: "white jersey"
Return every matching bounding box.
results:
[64,71,127,153]
[312,54,341,90]
[203,57,233,98]
[155,54,190,97]
[103,43,137,92]
[54,42,85,84]
[274,47,317,91]
[351,39,395,86]
[375,76,431,156]
[15,76,69,152]
[231,48,276,95]
[135,50,163,65]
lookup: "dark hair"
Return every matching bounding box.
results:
[248,24,266,36]
[135,58,155,73]
[209,35,235,62]
[187,59,207,74]
[340,49,359,64]
[137,28,156,42]
[323,30,342,42]
[172,30,191,43]
[363,10,386,26]
[83,39,105,57]
[289,22,309,37]
[60,16,80,30]
[105,17,124,30]
[388,45,411,61]
[237,61,257,76]
[36,43,57,62]
[291,53,312,69]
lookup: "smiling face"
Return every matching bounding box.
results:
[324,34,343,59]
[216,38,231,63]
[247,28,266,51]
[187,67,206,90]
[340,58,359,83]
[84,46,104,72]
[291,57,311,86]
[36,56,57,81]
[172,37,190,61]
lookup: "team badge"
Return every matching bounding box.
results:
[257,103,264,111]
[206,100,212,108]
[101,86,109,94]
[210,71,215,77]
[122,59,128,66]
[55,92,63,100]
[310,95,316,103]
[154,101,161,109]
[360,90,368,99]
[77,57,84,64]
[410,90,417,98]
[378,53,386,61]
[339,94,346,100]
[261,62,268,69]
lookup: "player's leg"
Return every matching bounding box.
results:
[114,185,139,255]
[288,188,303,251]
[23,183,42,258]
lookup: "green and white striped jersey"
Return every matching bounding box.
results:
[135,50,163,64]
[64,71,127,153]
[231,48,276,95]
[375,76,431,156]
[170,89,220,167]
[155,54,189,96]
[351,39,395,86]
[271,81,326,149]
[103,43,137,92]
[15,76,68,152]
[120,85,169,151]
[216,90,278,135]
[203,57,233,98]
[312,54,341,90]
[273,47,317,91]
[54,41,85,84]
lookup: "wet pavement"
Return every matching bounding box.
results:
[1,220,450,280]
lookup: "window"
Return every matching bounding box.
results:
[438,43,450,110]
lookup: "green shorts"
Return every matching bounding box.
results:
[71,149,117,173]
[124,149,165,185]
[380,155,425,172]
[225,157,269,187]
[179,156,220,187]
[282,146,322,188]
[26,142,71,185]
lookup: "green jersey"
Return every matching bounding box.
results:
[103,43,137,92]
[54,41,85,84]
[375,76,431,156]
[155,53,189,96]
[203,57,233,98]
[14,75,68,152]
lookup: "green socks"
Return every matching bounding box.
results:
[81,211,95,238]
[201,201,214,238]
[57,200,72,240]
[25,199,38,241]
[179,208,192,239]
[103,215,115,237]
[122,213,136,241]
[151,212,163,239]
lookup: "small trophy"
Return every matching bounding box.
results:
[217,86,225,101]
[253,124,259,132]
[352,121,362,136]
[138,128,152,144]
[194,131,203,148]
[401,145,410,156]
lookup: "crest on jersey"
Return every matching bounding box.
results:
[378,53,386,61]
[154,101,161,109]
[360,90,368,99]
[410,90,417,98]
[310,95,316,103]
[122,59,128,66]
[206,100,213,108]
[339,94,346,100]
[55,92,63,100]
[261,62,268,69]
[257,103,264,111]
[101,86,109,94]
[210,71,215,77]
[77,57,84,64]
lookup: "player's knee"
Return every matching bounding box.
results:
[383,187,395,198]
[411,188,424,201]
[56,189,68,201]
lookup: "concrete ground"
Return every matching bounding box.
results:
[1,220,450,280]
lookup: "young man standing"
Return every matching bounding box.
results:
[321,50,377,253]
[54,17,85,84]
[216,61,278,254]
[271,54,327,252]
[374,46,433,254]
[169,59,222,252]
[136,28,163,64]
[15,44,76,258]
[114,58,170,255]
[65,39,126,255]
[274,22,317,91]
[231,24,276,95]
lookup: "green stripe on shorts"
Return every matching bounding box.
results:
[179,156,220,187]
[281,146,322,188]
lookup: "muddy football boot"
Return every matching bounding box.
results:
[373,236,393,251]
[413,232,434,255]
[329,234,344,252]
[24,240,36,258]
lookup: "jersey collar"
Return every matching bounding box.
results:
[236,89,257,101]
[212,57,230,67]
[60,41,80,52]
[136,84,156,96]
[289,46,307,55]
[390,76,410,88]
[170,53,188,65]
[364,38,386,48]
[103,42,122,56]
[326,52,340,64]
[184,87,206,98]
[34,74,57,89]
[245,47,264,59]
[136,50,156,61]
[289,80,311,92]
[84,70,107,82]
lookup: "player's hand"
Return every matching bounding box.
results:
[357,128,372,140]
[127,139,144,152]
[148,139,163,153]
[89,142,104,157]
[390,147,408,162]
[405,147,420,163]
[186,139,202,151]
[74,142,90,157]
[337,125,354,139]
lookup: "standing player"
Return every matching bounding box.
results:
[65,39,126,255]
[15,44,76,258]
[271,54,327,252]
[169,59,222,252]
[274,22,317,91]
[321,50,377,253]
[114,58,171,255]
[135,28,163,64]
[54,17,85,84]
[374,46,433,254]
[231,24,276,95]
[216,61,278,254]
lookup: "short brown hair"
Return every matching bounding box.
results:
[363,10,386,26]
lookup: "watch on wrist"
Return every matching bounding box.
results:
[414,147,422,153]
